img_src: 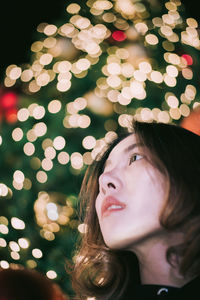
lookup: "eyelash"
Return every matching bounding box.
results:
[129,153,143,165]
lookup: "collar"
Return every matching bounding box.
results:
[132,276,200,299]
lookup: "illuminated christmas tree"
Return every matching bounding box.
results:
[0,0,200,297]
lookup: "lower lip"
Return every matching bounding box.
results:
[102,207,125,217]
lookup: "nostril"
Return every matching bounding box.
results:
[107,182,116,189]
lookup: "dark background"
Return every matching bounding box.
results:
[0,0,198,80]
[0,0,67,80]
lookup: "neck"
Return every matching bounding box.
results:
[131,234,191,288]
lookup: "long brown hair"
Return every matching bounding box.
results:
[71,121,200,299]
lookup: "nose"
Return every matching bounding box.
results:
[99,172,122,194]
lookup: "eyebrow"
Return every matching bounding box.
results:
[124,143,143,153]
[104,143,143,168]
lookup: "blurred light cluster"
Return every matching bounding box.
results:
[34,191,78,240]
[0,215,45,270]
[3,0,199,129]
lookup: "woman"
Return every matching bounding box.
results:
[71,120,200,299]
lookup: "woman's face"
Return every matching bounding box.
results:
[95,134,167,251]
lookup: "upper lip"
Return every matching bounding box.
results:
[101,196,126,216]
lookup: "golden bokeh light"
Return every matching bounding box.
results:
[0,238,7,247]
[166,65,178,77]
[0,216,8,226]
[115,0,136,17]
[23,178,32,190]
[34,122,47,137]
[36,72,50,87]
[0,261,9,269]
[26,129,37,142]
[26,260,37,269]
[57,151,70,165]
[164,74,176,87]
[82,136,96,149]
[8,66,22,80]
[53,136,66,150]
[31,41,43,52]
[107,62,121,75]
[42,138,53,150]
[157,111,170,123]
[46,202,58,221]
[57,80,71,92]
[0,224,9,234]
[83,152,93,165]
[21,69,33,82]
[41,158,53,171]
[17,108,29,122]
[71,152,83,169]
[103,12,117,23]
[46,270,57,279]
[78,115,91,128]
[0,184,8,197]
[185,84,196,100]
[12,128,23,142]
[43,36,57,48]
[130,81,146,99]
[36,171,48,183]
[78,223,88,234]
[48,99,62,113]
[44,146,56,160]
[4,77,16,87]
[44,24,57,36]
[32,248,43,258]
[32,105,45,119]
[186,17,198,28]
[11,217,25,230]
[29,80,40,93]
[23,142,35,156]
[182,67,193,80]
[180,104,190,117]
[118,92,132,105]
[39,53,53,65]
[169,107,181,120]
[74,97,87,110]
[13,170,25,184]
[30,157,41,170]
[9,241,20,252]
[10,252,20,260]
[145,34,159,45]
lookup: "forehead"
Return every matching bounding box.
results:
[107,134,138,160]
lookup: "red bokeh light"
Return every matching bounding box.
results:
[1,92,18,109]
[112,30,127,42]
[0,90,18,124]
[182,54,193,66]
[5,108,18,124]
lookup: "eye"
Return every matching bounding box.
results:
[129,153,143,165]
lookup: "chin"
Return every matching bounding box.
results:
[104,236,132,250]
[103,238,121,249]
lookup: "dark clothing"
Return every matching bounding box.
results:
[132,276,200,300]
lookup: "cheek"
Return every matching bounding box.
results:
[95,194,101,219]
[126,167,166,205]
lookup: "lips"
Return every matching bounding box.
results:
[101,196,126,217]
